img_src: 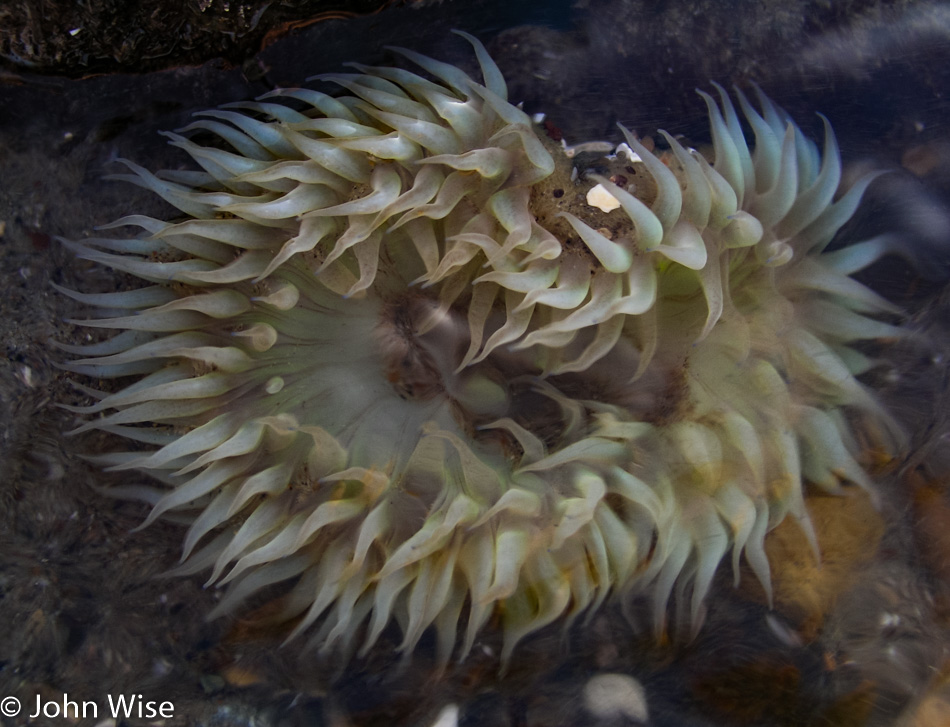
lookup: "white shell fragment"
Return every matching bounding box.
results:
[587,183,622,213]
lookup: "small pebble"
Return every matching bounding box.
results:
[430,703,459,727]
[583,673,648,723]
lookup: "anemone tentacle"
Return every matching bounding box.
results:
[60,31,903,665]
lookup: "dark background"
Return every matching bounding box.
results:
[2,1,950,725]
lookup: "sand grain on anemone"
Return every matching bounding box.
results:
[57,31,905,666]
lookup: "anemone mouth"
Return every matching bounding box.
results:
[57,31,906,666]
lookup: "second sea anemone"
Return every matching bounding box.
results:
[58,32,904,666]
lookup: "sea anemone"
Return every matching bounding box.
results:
[57,31,904,666]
